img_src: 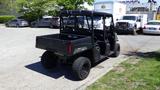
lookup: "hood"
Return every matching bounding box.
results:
[145,25,160,28]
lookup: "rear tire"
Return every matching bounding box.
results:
[41,51,58,69]
[72,57,91,80]
[110,43,120,57]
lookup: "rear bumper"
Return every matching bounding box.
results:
[143,29,160,34]
[116,28,134,34]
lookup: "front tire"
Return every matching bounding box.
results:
[133,25,137,35]
[133,29,137,35]
[41,51,58,69]
[72,57,91,80]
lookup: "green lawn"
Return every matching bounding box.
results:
[87,51,160,90]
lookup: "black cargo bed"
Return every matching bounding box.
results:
[36,34,90,56]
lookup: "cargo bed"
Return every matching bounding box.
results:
[36,34,92,56]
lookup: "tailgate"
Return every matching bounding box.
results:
[36,34,68,56]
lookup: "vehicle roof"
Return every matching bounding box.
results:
[148,20,160,22]
[60,10,112,17]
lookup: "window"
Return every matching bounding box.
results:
[123,16,136,20]
[147,22,160,25]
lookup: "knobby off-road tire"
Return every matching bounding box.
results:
[110,43,120,57]
[41,51,58,69]
[72,57,91,80]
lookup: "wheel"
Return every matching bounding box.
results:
[72,57,91,80]
[49,23,54,28]
[5,23,9,27]
[110,43,120,57]
[50,25,53,28]
[133,25,137,35]
[31,23,37,28]
[41,51,58,69]
[133,29,137,35]
[30,23,35,28]
[16,23,20,28]
[137,27,143,34]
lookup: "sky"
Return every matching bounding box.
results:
[94,0,160,5]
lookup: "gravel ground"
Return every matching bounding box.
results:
[0,25,160,90]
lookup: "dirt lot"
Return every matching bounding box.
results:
[0,26,160,90]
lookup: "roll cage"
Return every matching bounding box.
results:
[59,10,115,41]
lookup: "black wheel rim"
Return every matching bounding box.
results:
[80,63,90,79]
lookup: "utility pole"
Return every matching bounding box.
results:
[11,0,14,15]
[148,0,157,11]
[148,0,157,20]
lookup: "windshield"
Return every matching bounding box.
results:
[93,16,101,21]
[122,16,136,21]
[60,15,113,35]
[42,18,51,21]
[147,21,160,25]
[62,16,84,28]
[61,16,103,30]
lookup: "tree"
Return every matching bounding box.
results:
[16,0,57,22]
[15,0,94,22]
[0,0,17,15]
[57,0,93,10]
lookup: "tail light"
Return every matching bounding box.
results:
[67,41,72,55]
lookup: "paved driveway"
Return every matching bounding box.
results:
[0,26,160,90]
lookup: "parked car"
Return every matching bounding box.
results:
[63,16,84,28]
[116,14,147,35]
[31,17,53,27]
[143,20,160,34]
[50,17,60,28]
[5,19,29,27]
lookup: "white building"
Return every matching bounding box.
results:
[94,0,158,20]
[94,0,126,23]
[118,0,158,12]
[83,2,94,10]
[94,0,158,12]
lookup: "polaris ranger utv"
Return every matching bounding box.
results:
[36,10,120,80]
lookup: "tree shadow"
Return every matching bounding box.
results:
[124,51,160,61]
[25,61,78,81]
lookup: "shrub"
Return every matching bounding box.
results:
[0,15,16,23]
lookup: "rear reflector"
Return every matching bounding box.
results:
[67,41,72,55]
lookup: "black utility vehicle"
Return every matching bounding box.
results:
[36,10,120,80]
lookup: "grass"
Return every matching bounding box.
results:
[87,51,160,90]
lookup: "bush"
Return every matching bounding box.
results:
[0,15,16,23]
